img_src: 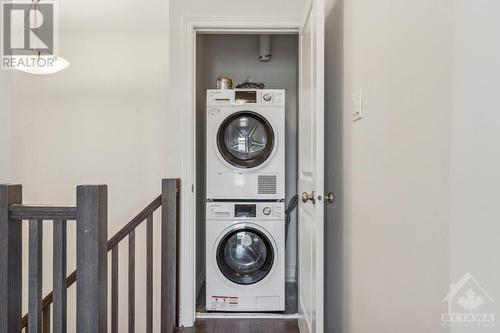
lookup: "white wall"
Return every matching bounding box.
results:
[195,34,299,290]
[449,2,500,332]
[326,2,500,333]
[10,3,170,330]
[0,72,11,183]
[336,0,453,332]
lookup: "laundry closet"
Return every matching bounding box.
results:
[195,33,299,315]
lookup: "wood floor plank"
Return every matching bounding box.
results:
[249,319,263,333]
[176,318,216,333]
[214,319,233,333]
[273,319,298,333]
[284,319,300,332]
[198,319,216,333]
[262,319,275,333]
[235,319,252,333]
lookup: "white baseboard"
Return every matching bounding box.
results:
[285,264,296,282]
[196,312,298,319]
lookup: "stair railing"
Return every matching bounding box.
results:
[0,178,180,333]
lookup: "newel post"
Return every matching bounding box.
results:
[0,184,22,333]
[76,185,108,333]
[161,179,180,333]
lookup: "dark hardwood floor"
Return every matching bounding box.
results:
[176,318,299,333]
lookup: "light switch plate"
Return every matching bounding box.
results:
[353,90,364,122]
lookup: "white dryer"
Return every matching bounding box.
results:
[205,202,285,312]
[206,89,285,200]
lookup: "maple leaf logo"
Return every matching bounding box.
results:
[457,289,484,311]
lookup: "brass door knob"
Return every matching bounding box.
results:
[302,191,316,204]
[326,192,335,204]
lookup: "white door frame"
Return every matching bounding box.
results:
[178,16,301,327]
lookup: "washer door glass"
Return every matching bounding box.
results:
[217,111,275,169]
[217,228,274,285]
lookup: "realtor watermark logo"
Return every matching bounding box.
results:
[1,0,59,70]
[442,273,495,329]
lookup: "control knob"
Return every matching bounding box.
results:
[263,207,272,215]
[263,93,272,102]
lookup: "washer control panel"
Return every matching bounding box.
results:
[207,202,284,220]
[206,89,285,106]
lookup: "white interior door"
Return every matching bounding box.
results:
[298,0,325,332]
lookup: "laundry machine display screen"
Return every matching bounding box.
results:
[234,204,256,217]
[235,91,256,104]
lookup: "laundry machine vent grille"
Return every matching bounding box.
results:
[258,175,277,195]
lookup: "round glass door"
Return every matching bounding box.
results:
[216,227,274,285]
[217,111,275,169]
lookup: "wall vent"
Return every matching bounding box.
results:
[258,175,277,195]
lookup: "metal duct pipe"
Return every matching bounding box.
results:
[259,35,271,62]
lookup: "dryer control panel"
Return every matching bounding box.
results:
[206,202,284,220]
[207,89,285,107]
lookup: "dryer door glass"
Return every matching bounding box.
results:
[217,228,274,285]
[217,111,275,169]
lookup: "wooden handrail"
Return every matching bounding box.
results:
[107,195,162,250]
[8,205,76,221]
[19,194,165,331]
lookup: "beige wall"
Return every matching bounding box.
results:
[326,1,500,332]
[449,1,500,332]
[0,72,11,183]
[327,0,453,332]
[10,6,170,331]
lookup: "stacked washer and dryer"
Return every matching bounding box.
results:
[205,89,286,312]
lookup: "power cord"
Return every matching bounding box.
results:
[285,195,299,243]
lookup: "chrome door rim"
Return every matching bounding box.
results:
[216,225,275,285]
[216,111,275,169]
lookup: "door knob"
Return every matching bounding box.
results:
[326,192,335,204]
[302,191,316,204]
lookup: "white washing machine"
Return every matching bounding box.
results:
[205,202,285,312]
[206,89,285,200]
